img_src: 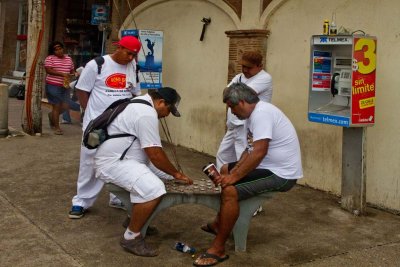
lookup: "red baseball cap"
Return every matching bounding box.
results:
[113,36,141,53]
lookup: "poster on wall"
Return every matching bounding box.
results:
[91,5,109,25]
[351,37,377,125]
[121,29,163,89]
[311,50,332,91]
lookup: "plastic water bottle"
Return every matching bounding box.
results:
[329,12,337,35]
[175,242,196,254]
[329,20,337,35]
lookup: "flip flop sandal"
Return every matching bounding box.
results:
[200,223,218,236]
[193,252,229,267]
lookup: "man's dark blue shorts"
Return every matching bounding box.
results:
[228,162,297,201]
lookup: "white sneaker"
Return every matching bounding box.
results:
[253,205,263,217]
[109,198,127,210]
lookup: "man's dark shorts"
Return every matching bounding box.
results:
[228,162,297,201]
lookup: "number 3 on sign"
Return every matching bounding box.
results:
[354,38,376,74]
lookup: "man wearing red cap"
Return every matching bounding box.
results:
[69,36,143,219]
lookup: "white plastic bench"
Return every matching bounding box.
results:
[106,180,274,252]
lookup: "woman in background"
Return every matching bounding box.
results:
[44,41,75,135]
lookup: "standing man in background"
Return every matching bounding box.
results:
[69,36,142,219]
[215,50,272,216]
[216,50,273,170]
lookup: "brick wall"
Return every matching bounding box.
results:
[225,30,270,82]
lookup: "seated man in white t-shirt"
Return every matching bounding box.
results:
[194,82,303,267]
[94,87,193,257]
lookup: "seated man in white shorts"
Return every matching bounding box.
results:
[94,87,193,257]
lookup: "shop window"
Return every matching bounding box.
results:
[64,0,106,67]
[16,1,28,71]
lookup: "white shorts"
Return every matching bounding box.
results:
[95,159,166,203]
[216,124,247,170]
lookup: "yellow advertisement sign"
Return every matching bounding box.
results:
[359,97,375,109]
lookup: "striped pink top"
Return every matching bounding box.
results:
[44,55,74,86]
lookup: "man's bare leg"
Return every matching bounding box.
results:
[195,186,238,265]
[129,197,161,232]
[120,197,161,257]
[205,164,230,233]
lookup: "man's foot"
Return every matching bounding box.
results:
[109,198,127,210]
[69,205,85,219]
[193,252,229,266]
[122,217,159,235]
[200,223,218,236]
[253,205,263,217]
[120,235,158,257]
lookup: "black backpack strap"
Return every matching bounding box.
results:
[94,56,105,74]
[129,98,152,106]
[107,133,133,139]
[108,100,151,160]
[119,136,137,160]
[107,134,137,161]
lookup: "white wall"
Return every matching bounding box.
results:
[124,0,400,211]
[265,0,400,210]
[125,0,238,154]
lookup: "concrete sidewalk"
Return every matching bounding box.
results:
[1,98,400,266]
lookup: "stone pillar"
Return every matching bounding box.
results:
[225,30,270,82]
[0,83,9,137]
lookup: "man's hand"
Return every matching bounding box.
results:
[173,172,193,185]
[214,173,240,188]
[217,139,269,188]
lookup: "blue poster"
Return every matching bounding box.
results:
[121,30,139,37]
[91,5,109,25]
[122,29,163,89]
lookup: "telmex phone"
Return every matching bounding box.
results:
[331,69,352,97]
[331,57,352,97]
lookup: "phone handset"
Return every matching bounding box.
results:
[330,72,340,97]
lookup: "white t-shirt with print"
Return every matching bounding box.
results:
[227,70,272,128]
[76,55,139,130]
[95,94,161,169]
[246,101,303,179]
